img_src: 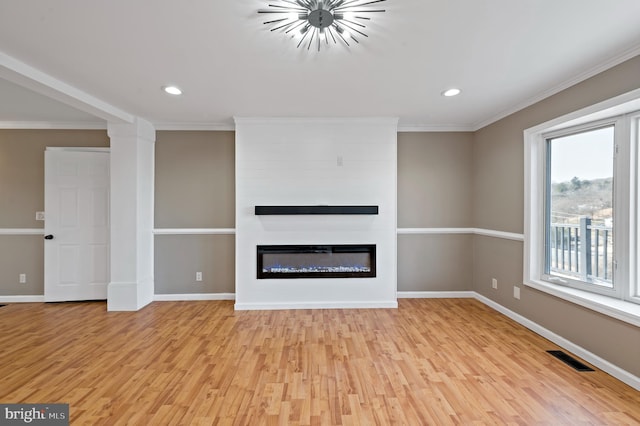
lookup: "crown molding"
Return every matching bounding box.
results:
[0,119,473,133]
[233,116,399,126]
[153,122,235,131]
[397,124,475,132]
[471,44,640,131]
[153,120,473,132]
[0,121,107,130]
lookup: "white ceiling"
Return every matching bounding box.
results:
[1,0,639,130]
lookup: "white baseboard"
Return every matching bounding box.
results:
[0,295,45,303]
[473,293,640,392]
[234,301,398,310]
[398,291,475,299]
[154,293,235,301]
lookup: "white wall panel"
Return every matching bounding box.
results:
[235,117,398,309]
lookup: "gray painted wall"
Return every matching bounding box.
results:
[398,132,473,228]
[154,234,234,294]
[154,131,235,294]
[472,55,640,376]
[398,234,472,292]
[155,131,235,228]
[397,132,473,291]
[0,235,43,295]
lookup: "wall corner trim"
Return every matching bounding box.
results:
[153,228,236,235]
[396,227,524,241]
[397,291,475,298]
[234,301,398,310]
[0,295,45,303]
[473,228,524,241]
[154,293,236,301]
[0,228,45,235]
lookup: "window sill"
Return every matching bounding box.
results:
[524,279,640,328]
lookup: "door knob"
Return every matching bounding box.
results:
[44,234,54,240]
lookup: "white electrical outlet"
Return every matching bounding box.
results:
[492,278,498,289]
[19,273,26,284]
[514,286,521,299]
[35,211,45,221]
[196,272,202,282]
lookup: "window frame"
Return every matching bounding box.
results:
[524,88,640,327]
[541,119,622,298]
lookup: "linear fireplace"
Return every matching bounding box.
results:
[257,244,376,279]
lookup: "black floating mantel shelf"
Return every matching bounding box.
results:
[255,205,379,215]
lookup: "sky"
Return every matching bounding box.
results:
[550,126,614,183]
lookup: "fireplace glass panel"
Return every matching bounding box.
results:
[257,245,376,279]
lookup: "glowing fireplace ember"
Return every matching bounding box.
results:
[257,245,376,279]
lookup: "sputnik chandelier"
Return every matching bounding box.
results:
[259,0,387,51]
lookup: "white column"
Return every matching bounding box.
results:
[107,118,155,311]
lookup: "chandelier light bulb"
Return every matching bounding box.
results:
[259,0,387,51]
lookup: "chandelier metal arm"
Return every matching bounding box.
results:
[325,0,344,8]
[271,20,301,31]
[267,4,306,10]
[279,0,303,6]
[341,18,366,28]
[285,20,308,33]
[335,0,385,8]
[332,0,360,8]
[334,9,385,13]
[336,21,367,37]
[296,25,312,48]
[326,26,338,44]
[263,17,289,24]
[332,24,350,46]
[311,28,322,51]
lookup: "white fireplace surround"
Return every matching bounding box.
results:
[234,117,398,310]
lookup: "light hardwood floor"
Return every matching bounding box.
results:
[0,298,639,425]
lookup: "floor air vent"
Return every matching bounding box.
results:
[547,350,595,372]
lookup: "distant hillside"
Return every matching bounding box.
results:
[551,176,612,224]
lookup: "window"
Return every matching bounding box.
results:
[524,89,640,325]
[544,124,616,295]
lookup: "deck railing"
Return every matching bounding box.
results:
[549,217,613,284]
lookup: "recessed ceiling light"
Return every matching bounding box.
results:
[442,88,461,97]
[163,86,182,95]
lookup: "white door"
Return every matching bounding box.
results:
[44,149,110,302]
